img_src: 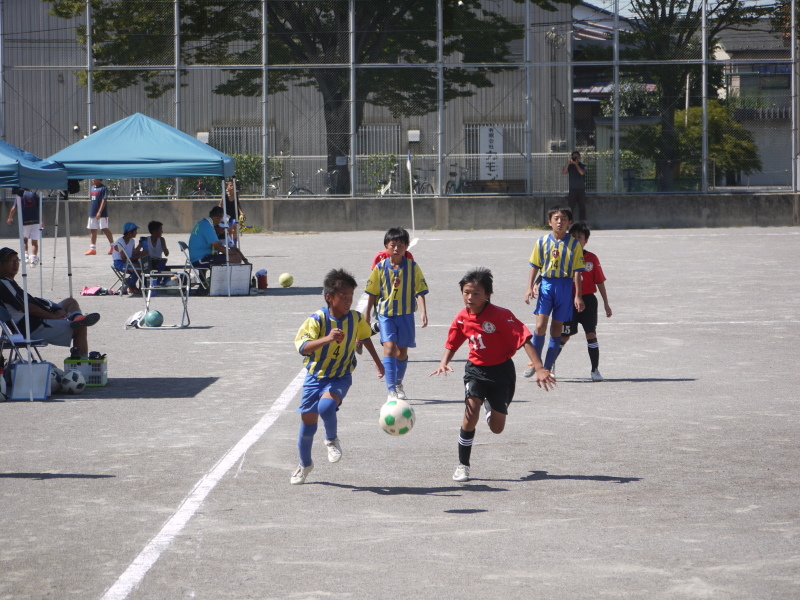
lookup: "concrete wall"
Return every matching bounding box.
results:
[1,193,797,239]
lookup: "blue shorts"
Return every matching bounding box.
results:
[378,313,416,348]
[297,372,352,414]
[534,277,575,323]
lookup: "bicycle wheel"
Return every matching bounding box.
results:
[445,181,455,195]
[420,183,434,195]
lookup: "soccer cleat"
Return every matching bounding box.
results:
[523,362,536,378]
[395,382,406,400]
[29,255,39,267]
[290,463,314,485]
[84,248,97,255]
[453,464,470,482]
[70,313,101,329]
[387,390,398,402]
[591,369,604,382]
[325,438,342,463]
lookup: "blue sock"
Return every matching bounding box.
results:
[544,336,561,370]
[318,396,338,441]
[382,356,397,392]
[297,421,318,466]
[396,358,408,383]
[533,333,545,359]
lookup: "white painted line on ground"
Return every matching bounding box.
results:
[100,292,373,600]
[99,369,304,600]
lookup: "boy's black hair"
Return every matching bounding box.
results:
[209,206,224,218]
[148,221,163,234]
[459,267,493,298]
[384,227,410,246]
[323,268,357,302]
[571,150,581,159]
[568,220,591,240]
[547,205,573,222]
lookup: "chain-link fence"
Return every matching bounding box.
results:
[4,0,798,196]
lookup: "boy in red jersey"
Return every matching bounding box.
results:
[430,268,554,482]
[552,221,612,381]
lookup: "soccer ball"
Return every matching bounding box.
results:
[50,366,65,393]
[61,370,86,394]
[379,398,415,436]
[278,273,293,287]
[144,310,164,327]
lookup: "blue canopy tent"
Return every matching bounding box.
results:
[48,113,234,179]
[48,113,240,299]
[0,140,69,399]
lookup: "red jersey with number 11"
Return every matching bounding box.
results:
[445,303,532,367]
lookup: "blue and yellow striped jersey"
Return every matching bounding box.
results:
[529,233,585,278]
[295,307,373,379]
[365,257,429,317]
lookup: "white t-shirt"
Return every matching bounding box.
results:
[112,236,135,262]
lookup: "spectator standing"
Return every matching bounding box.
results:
[7,188,43,266]
[562,151,587,222]
[86,178,114,255]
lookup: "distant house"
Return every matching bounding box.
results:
[715,20,792,187]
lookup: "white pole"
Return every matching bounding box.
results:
[37,192,43,295]
[65,197,73,299]
[50,191,60,290]
[17,193,34,401]
[407,150,417,247]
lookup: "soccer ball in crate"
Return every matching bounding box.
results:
[64,357,108,387]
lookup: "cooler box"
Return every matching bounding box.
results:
[64,357,108,387]
[210,264,252,296]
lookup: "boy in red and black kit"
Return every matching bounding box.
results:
[552,221,612,381]
[430,268,554,483]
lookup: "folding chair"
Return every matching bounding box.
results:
[0,304,46,365]
[111,253,144,295]
[178,241,209,293]
[136,255,191,328]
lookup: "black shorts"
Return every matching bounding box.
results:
[463,359,516,416]
[562,293,598,337]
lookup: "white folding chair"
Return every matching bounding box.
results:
[178,241,209,292]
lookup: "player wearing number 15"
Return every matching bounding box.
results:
[290,269,385,485]
[365,227,429,402]
[430,268,555,483]
[524,206,585,372]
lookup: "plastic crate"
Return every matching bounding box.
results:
[64,357,108,387]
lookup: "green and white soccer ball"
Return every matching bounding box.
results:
[379,398,415,436]
[61,370,86,394]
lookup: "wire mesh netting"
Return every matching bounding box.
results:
[4,0,798,196]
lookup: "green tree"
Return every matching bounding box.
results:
[625,100,761,186]
[44,0,578,192]
[620,0,771,191]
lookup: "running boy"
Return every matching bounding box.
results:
[291,268,384,485]
[551,221,612,381]
[365,227,428,401]
[430,268,555,482]
[523,206,585,375]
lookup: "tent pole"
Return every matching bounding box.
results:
[65,197,73,299]
[38,192,43,296]
[50,192,61,290]
[223,179,231,297]
[17,193,34,401]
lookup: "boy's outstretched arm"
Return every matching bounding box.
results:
[361,338,385,378]
[525,266,540,304]
[417,294,428,328]
[522,340,556,390]
[429,348,456,376]
[597,281,612,317]
[573,272,585,312]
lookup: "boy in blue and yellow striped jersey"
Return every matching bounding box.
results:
[365,227,429,402]
[291,269,384,485]
[524,206,585,373]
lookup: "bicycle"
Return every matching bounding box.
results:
[378,163,400,195]
[286,171,312,196]
[130,181,150,199]
[444,164,472,195]
[318,167,339,195]
[266,176,282,197]
[412,167,435,194]
[188,179,208,197]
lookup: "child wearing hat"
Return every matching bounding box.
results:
[112,222,147,294]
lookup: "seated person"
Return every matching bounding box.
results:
[0,247,100,357]
[112,222,147,294]
[188,206,247,268]
[141,220,170,283]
